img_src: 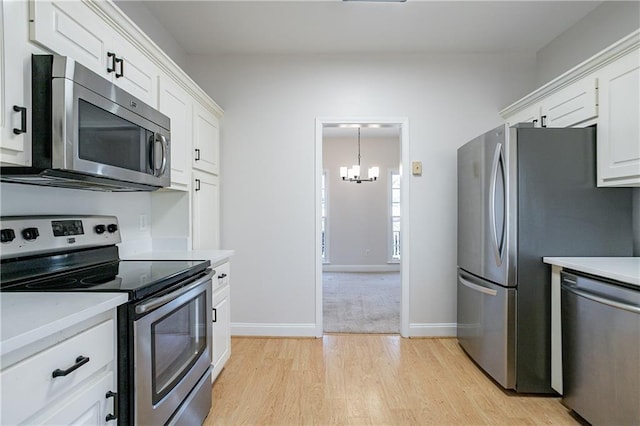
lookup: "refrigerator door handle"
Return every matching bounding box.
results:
[459,276,498,296]
[489,143,506,266]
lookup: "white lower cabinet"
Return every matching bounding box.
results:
[597,48,640,187]
[192,170,220,250]
[33,371,116,425]
[0,313,119,425]
[212,261,231,382]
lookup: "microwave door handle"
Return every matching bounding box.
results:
[153,134,168,176]
[159,135,168,175]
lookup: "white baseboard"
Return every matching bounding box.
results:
[409,323,457,337]
[231,322,456,338]
[323,264,401,272]
[231,322,317,337]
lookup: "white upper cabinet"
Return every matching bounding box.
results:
[159,73,192,191]
[29,0,107,78]
[504,78,598,129]
[1,0,37,166]
[193,102,220,175]
[108,31,158,106]
[29,0,158,107]
[501,30,639,187]
[540,77,598,128]
[596,48,640,187]
[505,103,541,127]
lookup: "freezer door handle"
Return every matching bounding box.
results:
[489,142,506,266]
[459,276,498,296]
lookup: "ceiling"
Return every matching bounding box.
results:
[140,0,602,56]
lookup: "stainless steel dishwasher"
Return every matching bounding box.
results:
[561,271,640,425]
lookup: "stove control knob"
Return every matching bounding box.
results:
[1,228,16,243]
[95,224,106,235]
[22,227,39,241]
[107,224,118,233]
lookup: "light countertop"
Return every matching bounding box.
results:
[0,292,128,357]
[123,249,234,267]
[543,257,640,287]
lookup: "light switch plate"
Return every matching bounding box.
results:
[412,161,422,175]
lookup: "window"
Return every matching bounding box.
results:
[321,170,328,262]
[389,170,400,261]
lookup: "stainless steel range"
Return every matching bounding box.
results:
[0,215,213,425]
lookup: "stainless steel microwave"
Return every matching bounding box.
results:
[0,54,170,191]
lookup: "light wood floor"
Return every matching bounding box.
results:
[204,335,580,425]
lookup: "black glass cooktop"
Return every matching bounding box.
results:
[0,259,211,301]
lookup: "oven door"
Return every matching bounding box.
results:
[133,270,213,425]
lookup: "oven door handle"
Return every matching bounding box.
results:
[135,269,214,314]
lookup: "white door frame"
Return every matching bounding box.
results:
[315,117,411,338]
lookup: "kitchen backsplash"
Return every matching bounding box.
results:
[2,183,638,256]
[0,182,153,250]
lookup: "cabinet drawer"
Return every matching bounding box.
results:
[213,262,230,291]
[0,319,115,425]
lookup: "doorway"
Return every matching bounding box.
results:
[314,118,410,337]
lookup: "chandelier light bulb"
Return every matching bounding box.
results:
[368,166,379,180]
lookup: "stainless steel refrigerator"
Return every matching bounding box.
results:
[456,124,633,393]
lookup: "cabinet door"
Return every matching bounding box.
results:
[0,319,115,425]
[32,372,116,426]
[193,102,220,174]
[505,103,540,127]
[30,0,158,107]
[30,0,108,77]
[540,77,597,128]
[192,170,220,249]
[597,49,640,187]
[159,73,192,190]
[110,32,158,107]
[212,283,230,382]
[1,0,34,166]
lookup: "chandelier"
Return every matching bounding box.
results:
[339,128,379,183]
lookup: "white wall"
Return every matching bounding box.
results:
[323,132,400,268]
[113,0,189,70]
[535,1,640,86]
[185,52,535,335]
[0,183,152,256]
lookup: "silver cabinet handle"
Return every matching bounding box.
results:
[136,270,214,314]
[459,276,498,296]
[562,284,640,314]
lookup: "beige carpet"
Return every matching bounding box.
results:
[323,272,400,334]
